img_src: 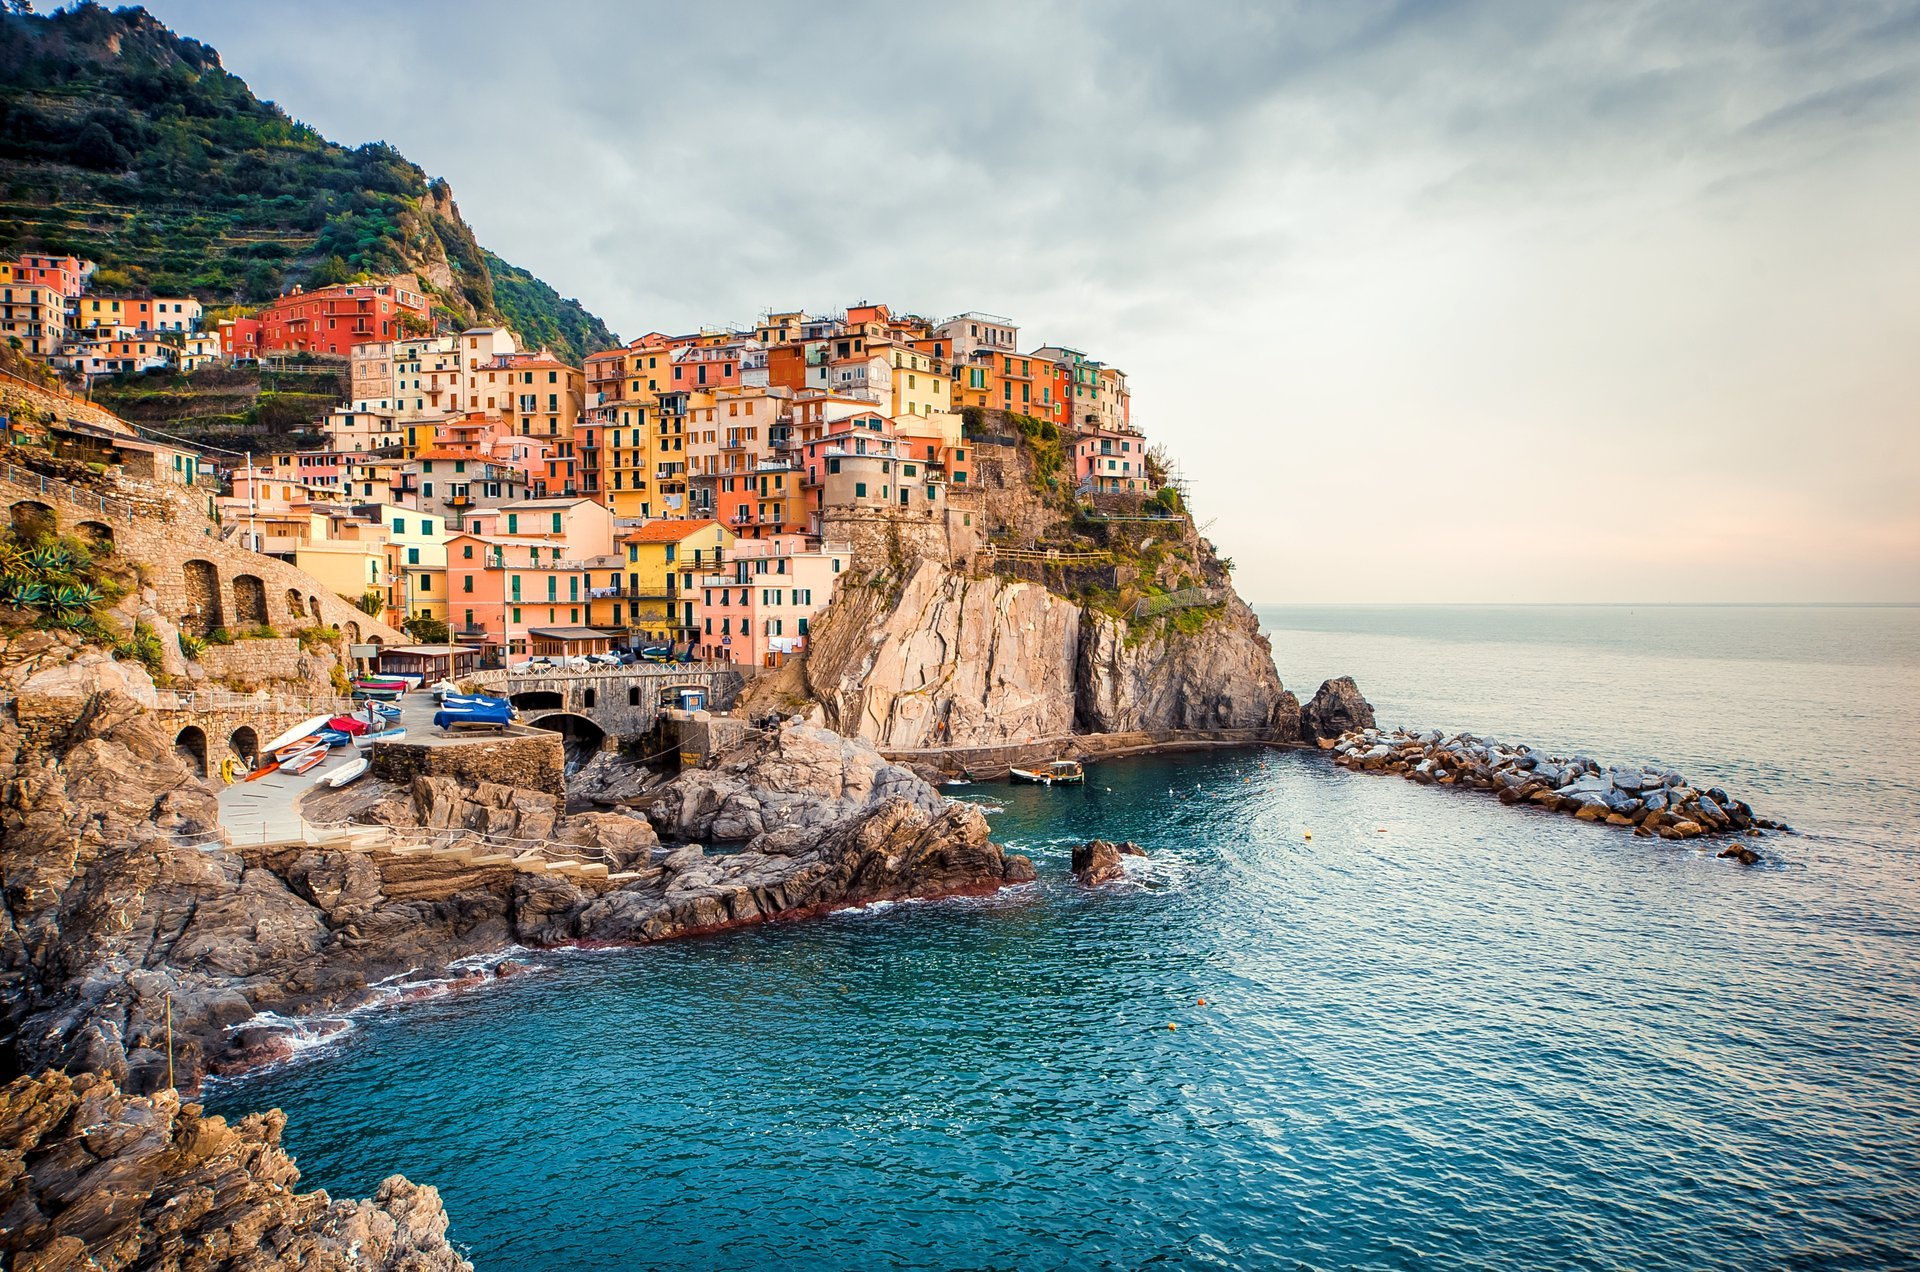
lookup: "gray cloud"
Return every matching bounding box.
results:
[139,0,1920,600]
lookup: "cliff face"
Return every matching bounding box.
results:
[805,563,1083,749]
[1077,593,1301,735]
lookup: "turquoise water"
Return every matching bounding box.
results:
[208,606,1920,1270]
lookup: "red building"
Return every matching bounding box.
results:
[14,254,91,297]
[218,316,263,361]
[258,279,430,357]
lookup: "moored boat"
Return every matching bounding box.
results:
[284,747,327,775]
[354,727,406,747]
[273,735,323,763]
[1009,759,1086,786]
[323,756,369,787]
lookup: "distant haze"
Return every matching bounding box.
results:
[142,0,1920,602]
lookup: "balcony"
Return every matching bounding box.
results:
[446,493,472,507]
[588,585,622,599]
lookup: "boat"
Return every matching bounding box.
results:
[261,714,334,756]
[273,735,324,763]
[315,728,355,748]
[354,677,408,690]
[326,714,371,736]
[1009,759,1086,786]
[284,747,327,776]
[434,706,512,732]
[351,685,404,702]
[323,756,369,787]
[354,727,407,748]
[442,693,510,712]
[243,760,280,782]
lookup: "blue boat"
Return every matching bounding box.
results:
[434,706,513,732]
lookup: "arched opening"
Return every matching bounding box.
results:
[75,521,114,554]
[582,687,596,709]
[628,686,640,706]
[9,500,56,541]
[232,573,268,627]
[286,589,307,621]
[308,594,321,624]
[228,725,259,765]
[511,690,563,712]
[529,712,605,771]
[182,560,222,635]
[173,725,208,777]
[344,620,361,644]
[369,634,383,646]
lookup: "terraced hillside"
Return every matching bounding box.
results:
[0,3,614,363]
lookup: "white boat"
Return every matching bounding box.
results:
[1009,759,1086,786]
[323,756,369,787]
[261,714,334,756]
[354,727,406,748]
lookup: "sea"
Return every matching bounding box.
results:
[206,605,1920,1270]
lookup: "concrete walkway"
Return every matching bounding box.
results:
[215,733,365,847]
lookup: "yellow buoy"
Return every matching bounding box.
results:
[1304,829,1312,840]
[1168,1022,1178,1031]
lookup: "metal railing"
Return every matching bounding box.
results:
[1133,587,1221,619]
[0,461,143,522]
[160,688,352,715]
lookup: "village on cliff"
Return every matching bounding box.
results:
[3,253,1153,669]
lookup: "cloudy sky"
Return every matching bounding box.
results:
[142,0,1920,602]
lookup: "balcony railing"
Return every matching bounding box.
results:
[588,585,622,599]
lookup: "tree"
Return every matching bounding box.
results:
[70,121,131,171]
[306,254,353,287]
[403,614,449,644]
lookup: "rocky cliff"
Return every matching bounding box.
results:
[0,1069,468,1271]
[803,418,1310,750]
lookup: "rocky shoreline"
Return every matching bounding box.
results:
[1328,726,1782,860]
[0,1069,469,1270]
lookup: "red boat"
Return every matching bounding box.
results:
[327,714,371,735]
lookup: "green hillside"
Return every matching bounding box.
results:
[0,2,615,362]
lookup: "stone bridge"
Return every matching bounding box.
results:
[494,663,750,749]
[1,462,404,646]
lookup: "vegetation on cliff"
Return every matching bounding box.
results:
[0,3,614,361]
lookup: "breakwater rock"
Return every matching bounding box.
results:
[1329,727,1783,848]
[0,1070,469,1271]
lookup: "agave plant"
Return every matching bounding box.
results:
[24,543,74,576]
[1,576,49,608]
[48,583,101,616]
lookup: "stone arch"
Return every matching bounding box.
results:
[582,687,596,709]
[75,521,114,554]
[286,588,307,621]
[344,620,360,644]
[182,560,222,635]
[9,500,56,541]
[232,574,268,627]
[511,689,563,712]
[307,594,321,624]
[369,634,383,646]
[228,725,259,765]
[528,712,605,768]
[628,685,641,706]
[173,725,207,777]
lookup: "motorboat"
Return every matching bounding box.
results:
[354,727,407,747]
[261,714,334,756]
[323,756,369,787]
[1009,759,1086,786]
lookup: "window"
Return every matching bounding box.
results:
[507,513,518,534]
[462,543,474,560]
[463,575,474,593]
[407,547,419,565]
[828,458,841,474]
[551,512,563,533]
[512,607,522,623]
[629,687,640,706]
[855,482,866,498]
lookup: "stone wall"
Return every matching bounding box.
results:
[0,468,403,648]
[822,502,981,576]
[369,731,566,797]
[503,664,748,740]
[196,638,306,688]
[0,370,131,435]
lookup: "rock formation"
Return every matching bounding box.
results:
[0,1070,469,1271]
[1070,839,1144,886]
[1329,726,1783,848]
[1077,595,1299,734]
[1302,676,1376,743]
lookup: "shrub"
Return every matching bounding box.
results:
[294,623,342,652]
[206,627,234,645]
[178,630,206,660]
[240,624,279,640]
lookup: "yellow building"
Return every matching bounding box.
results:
[599,392,656,520]
[887,342,949,419]
[295,538,388,608]
[618,519,735,644]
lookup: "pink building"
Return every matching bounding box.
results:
[689,534,848,666]
[1073,424,1148,493]
[446,532,595,658]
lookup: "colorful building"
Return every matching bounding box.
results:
[689,535,846,666]
[616,519,735,645]
[257,278,430,358]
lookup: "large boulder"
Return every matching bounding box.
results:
[1302,676,1376,743]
